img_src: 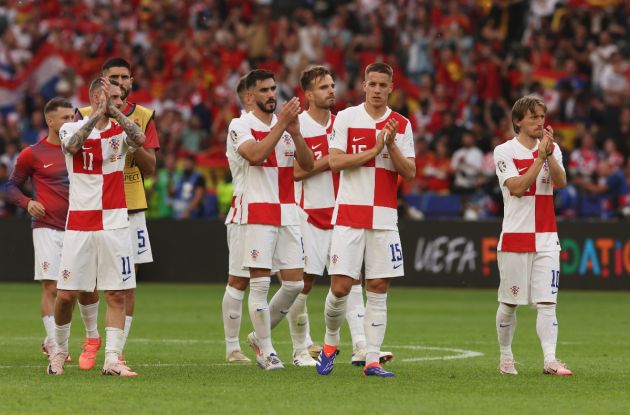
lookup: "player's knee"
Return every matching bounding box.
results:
[365,279,390,294]
[105,291,125,308]
[536,302,556,316]
[330,285,350,298]
[56,290,77,304]
[282,279,304,295]
[302,275,315,293]
[499,302,517,315]
[228,276,249,291]
[42,280,57,296]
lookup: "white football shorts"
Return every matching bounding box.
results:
[497,251,560,305]
[241,224,304,271]
[129,211,153,264]
[57,228,136,291]
[300,218,332,276]
[32,227,64,281]
[227,223,249,278]
[328,225,404,280]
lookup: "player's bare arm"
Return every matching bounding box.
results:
[329,119,390,172]
[63,92,107,154]
[294,155,330,181]
[238,98,300,164]
[384,119,415,181]
[504,137,549,197]
[286,115,314,172]
[108,105,146,149]
[543,126,567,188]
[133,148,157,176]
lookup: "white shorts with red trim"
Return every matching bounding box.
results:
[241,224,304,271]
[33,228,64,281]
[497,251,560,305]
[227,223,249,278]
[129,211,153,264]
[300,218,331,276]
[328,225,404,280]
[57,228,136,291]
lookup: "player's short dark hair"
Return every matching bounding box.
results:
[102,57,131,72]
[245,69,274,90]
[43,97,73,114]
[236,75,249,104]
[365,62,393,80]
[300,66,333,91]
[511,95,547,134]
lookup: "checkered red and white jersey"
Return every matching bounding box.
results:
[225,114,250,225]
[494,137,564,252]
[297,111,339,230]
[330,104,414,230]
[235,112,299,226]
[60,119,132,231]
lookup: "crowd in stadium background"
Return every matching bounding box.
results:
[0,0,629,220]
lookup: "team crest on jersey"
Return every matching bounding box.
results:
[497,160,506,173]
[510,285,519,297]
[61,269,71,281]
[41,261,50,273]
[282,133,292,147]
[331,254,339,264]
[250,249,260,260]
[109,138,121,152]
[328,130,335,143]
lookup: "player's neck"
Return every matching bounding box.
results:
[363,102,387,120]
[46,130,60,146]
[516,133,538,150]
[95,115,110,130]
[307,106,330,127]
[252,108,273,125]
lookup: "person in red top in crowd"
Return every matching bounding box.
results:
[6,98,100,364]
[424,136,452,193]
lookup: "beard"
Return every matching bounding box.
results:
[315,97,336,110]
[256,99,276,114]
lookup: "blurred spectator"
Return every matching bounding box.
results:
[581,160,630,219]
[0,161,13,217]
[172,155,205,220]
[424,137,452,194]
[146,153,179,219]
[451,130,483,195]
[0,0,628,219]
[570,133,601,191]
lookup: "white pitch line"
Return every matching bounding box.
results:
[0,336,484,369]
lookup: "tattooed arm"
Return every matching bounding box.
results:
[109,106,146,149]
[62,115,101,155]
[63,85,107,154]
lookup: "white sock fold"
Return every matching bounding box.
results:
[324,290,348,347]
[269,280,304,330]
[105,327,124,366]
[79,301,100,339]
[496,303,517,360]
[536,303,558,363]
[346,285,366,351]
[42,315,55,343]
[54,322,71,354]
[287,292,309,351]
[364,291,387,365]
[223,285,246,354]
[248,277,274,355]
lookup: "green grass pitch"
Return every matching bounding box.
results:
[1,283,629,414]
